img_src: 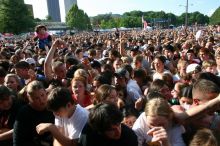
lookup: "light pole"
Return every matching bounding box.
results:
[179,0,192,28]
[185,0,188,28]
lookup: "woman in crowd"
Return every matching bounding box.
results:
[71,76,92,107]
[86,84,119,110]
[152,55,172,81]
[4,74,21,93]
[133,97,186,146]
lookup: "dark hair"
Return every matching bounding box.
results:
[122,64,133,78]
[89,103,123,134]
[0,67,7,77]
[163,44,174,52]
[109,50,121,58]
[180,85,193,99]
[15,61,30,69]
[197,72,220,87]
[100,70,113,85]
[0,60,10,72]
[149,79,167,93]
[91,60,101,69]
[35,25,47,33]
[94,75,109,85]
[0,85,12,100]
[75,48,82,55]
[65,57,79,66]
[147,91,165,100]
[133,68,146,79]
[122,106,139,118]
[154,55,166,64]
[95,84,115,103]
[47,87,74,111]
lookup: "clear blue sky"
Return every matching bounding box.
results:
[24,0,220,19]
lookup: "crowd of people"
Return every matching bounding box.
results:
[0,24,220,146]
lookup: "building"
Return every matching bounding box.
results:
[59,0,77,22]
[64,0,77,16]
[47,0,61,22]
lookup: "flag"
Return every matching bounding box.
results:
[143,21,148,30]
[142,15,144,23]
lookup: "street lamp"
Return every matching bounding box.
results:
[179,0,192,28]
[185,0,188,28]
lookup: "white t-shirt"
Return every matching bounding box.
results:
[132,113,186,146]
[55,104,89,139]
[153,70,172,81]
[127,79,143,102]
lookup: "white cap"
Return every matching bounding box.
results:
[25,58,36,65]
[186,63,200,73]
[38,58,45,65]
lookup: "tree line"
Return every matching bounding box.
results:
[0,0,219,34]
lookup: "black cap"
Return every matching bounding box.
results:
[130,46,139,52]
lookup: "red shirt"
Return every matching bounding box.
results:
[72,92,92,107]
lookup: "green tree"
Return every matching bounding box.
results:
[66,4,92,31]
[46,15,53,21]
[0,0,34,34]
[210,7,220,25]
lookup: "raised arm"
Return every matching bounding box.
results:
[174,94,220,122]
[44,39,59,81]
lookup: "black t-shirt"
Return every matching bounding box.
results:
[0,98,23,129]
[78,123,138,146]
[0,98,23,146]
[13,105,54,146]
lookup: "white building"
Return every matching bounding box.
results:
[59,0,77,22]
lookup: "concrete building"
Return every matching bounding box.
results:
[47,0,61,22]
[59,0,77,22]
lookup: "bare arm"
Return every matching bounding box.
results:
[119,33,127,57]
[44,40,58,81]
[36,123,77,146]
[0,129,13,141]
[175,94,220,122]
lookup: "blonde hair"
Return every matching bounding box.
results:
[202,60,217,69]
[145,98,173,119]
[189,129,218,146]
[4,74,21,90]
[177,59,188,70]
[71,76,87,88]
[74,69,88,80]
[52,61,64,72]
[121,56,132,64]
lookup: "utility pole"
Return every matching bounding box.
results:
[185,0,188,28]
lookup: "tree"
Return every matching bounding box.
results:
[46,15,53,21]
[210,7,220,25]
[0,0,34,34]
[66,4,92,31]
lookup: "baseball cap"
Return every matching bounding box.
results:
[25,58,36,65]
[38,58,45,65]
[130,46,139,52]
[186,63,201,74]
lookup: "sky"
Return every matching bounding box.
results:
[24,0,220,20]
